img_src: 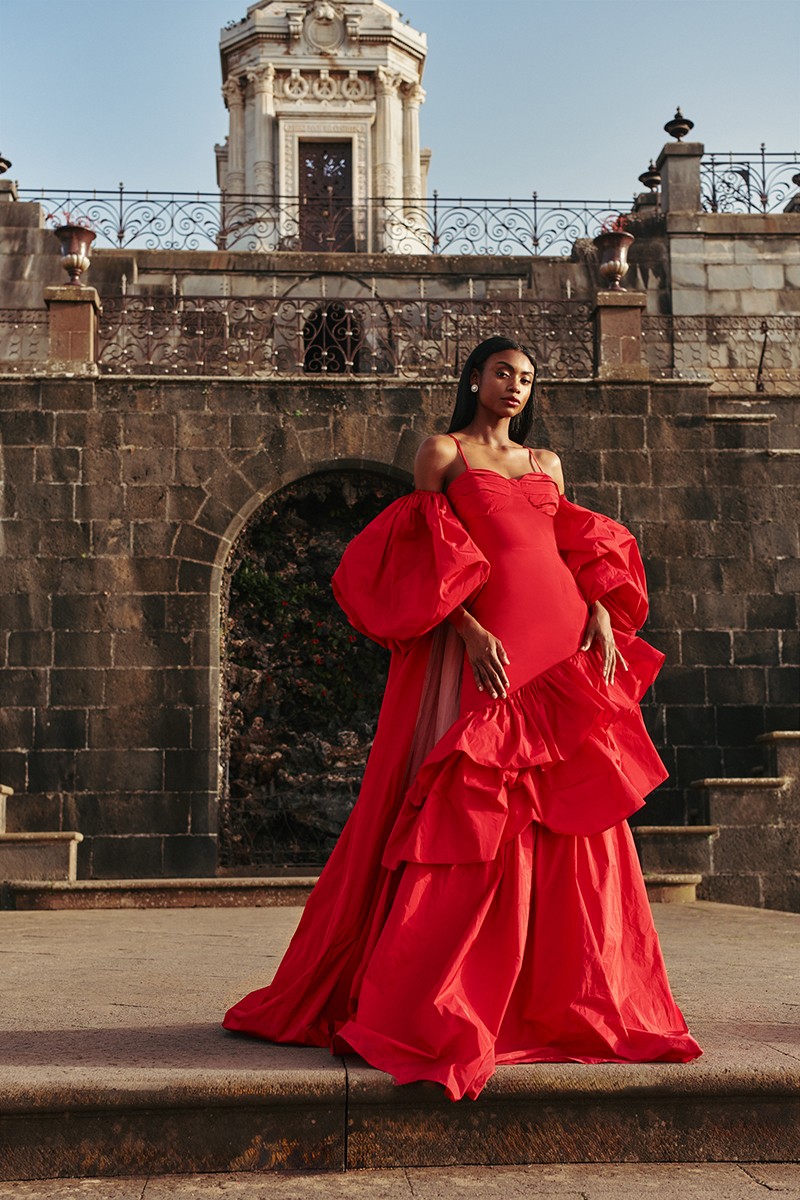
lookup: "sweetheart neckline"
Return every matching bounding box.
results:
[446,468,560,492]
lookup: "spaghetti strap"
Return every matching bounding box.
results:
[449,434,470,469]
[527,447,545,474]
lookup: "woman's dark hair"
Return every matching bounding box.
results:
[447,335,537,445]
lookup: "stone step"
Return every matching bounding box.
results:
[4,875,319,911]
[643,873,702,904]
[0,784,11,834]
[691,776,793,826]
[0,832,82,883]
[757,730,800,779]
[0,903,797,1177]
[634,825,718,875]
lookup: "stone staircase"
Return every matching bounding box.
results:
[0,784,83,902]
[635,732,800,912]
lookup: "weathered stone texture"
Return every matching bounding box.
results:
[0,374,797,873]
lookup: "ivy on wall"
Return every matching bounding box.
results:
[219,470,408,868]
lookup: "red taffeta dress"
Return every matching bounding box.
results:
[223,454,702,1100]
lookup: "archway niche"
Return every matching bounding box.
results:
[219,468,408,870]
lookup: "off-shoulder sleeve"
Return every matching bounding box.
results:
[331,490,490,653]
[553,495,649,632]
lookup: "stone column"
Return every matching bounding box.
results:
[249,64,276,197]
[222,76,246,197]
[593,291,648,380]
[375,68,404,196]
[375,67,403,250]
[402,82,424,202]
[655,142,704,213]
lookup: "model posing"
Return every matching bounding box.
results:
[223,336,701,1100]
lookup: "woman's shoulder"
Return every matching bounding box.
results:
[414,433,460,491]
[531,447,565,493]
[531,447,561,471]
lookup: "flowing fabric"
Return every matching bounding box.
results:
[223,471,701,1099]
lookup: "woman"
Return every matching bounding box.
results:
[223,335,702,1100]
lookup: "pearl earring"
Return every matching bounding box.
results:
[470,384,478,393]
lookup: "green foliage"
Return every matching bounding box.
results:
[219,470,408,868]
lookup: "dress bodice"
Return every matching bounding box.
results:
[445,470,589,713]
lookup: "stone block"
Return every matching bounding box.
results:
[747,593,797,630]
[0,707,34,750]
[5,791,63,833]
[162,833,218,877]
[122,448,173,487]
[751,264,786,290]
[89,834,164,879]
[34,708,88,751]
[0,669,47,708]
[66,793,192,838]
[0,832,81,882]
[698,872,763,907]
[740,290,782,315]
[105,668,165,707]
[50,668,106,707]
[733,630,780,666]
[713,822,800,872]
[706,667,766,705]
[88,707,190,750]
[761,872,800,914]
[666,704,717,744]
[75,749,164,792]
[634,827,717,874]
[7,630,53,667]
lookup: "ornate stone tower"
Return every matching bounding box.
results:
[215,0,429,251]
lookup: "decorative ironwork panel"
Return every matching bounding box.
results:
[0,309,48,369]
[298,141,355,252]
[21,187,629,256]
[643,314,800,394]
[701,148,800,213]
[96,296,594,380]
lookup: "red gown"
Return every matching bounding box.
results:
[223,445,702,1100]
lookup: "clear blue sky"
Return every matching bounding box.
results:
[2,0,798,200]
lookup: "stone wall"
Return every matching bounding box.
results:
[0,373,796,877]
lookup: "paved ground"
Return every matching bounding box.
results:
[0,1164,799,1199]
[0,901,798,1188]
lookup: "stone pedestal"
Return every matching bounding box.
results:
[655,142,704,213]
[593,290,648,379]
[44,285,102,374]
[0,179,18,202]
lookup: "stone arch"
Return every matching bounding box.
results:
[217,466,410,866]
[170,448,414,868]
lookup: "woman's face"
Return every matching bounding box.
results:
[472,349,535,420]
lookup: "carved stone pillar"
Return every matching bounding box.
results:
[222,77,246,196]
[375,67,403,199]
[249,64,276,197]
[402,82,424,203]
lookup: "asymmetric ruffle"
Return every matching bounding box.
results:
[223,482,702,1099]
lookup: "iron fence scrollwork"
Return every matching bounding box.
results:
[96,296,595,379]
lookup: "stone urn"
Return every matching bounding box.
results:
[593,229,635,291]
[53,223,96,284]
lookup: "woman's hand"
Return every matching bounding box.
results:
[447,605,510,698]
[580,600,628,685]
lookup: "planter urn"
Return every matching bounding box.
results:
[593,230,635,292]
[53,224,96,285]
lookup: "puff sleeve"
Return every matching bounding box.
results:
[553,496,649,632]
[332,490,490,653]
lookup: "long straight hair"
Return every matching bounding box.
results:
[446,336,537,445]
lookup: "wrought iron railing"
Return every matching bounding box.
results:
[642,314,800,393]
[95,296,594,379]
[701,148,800,214]
[20,187,629,256]
[0,310,48,371]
